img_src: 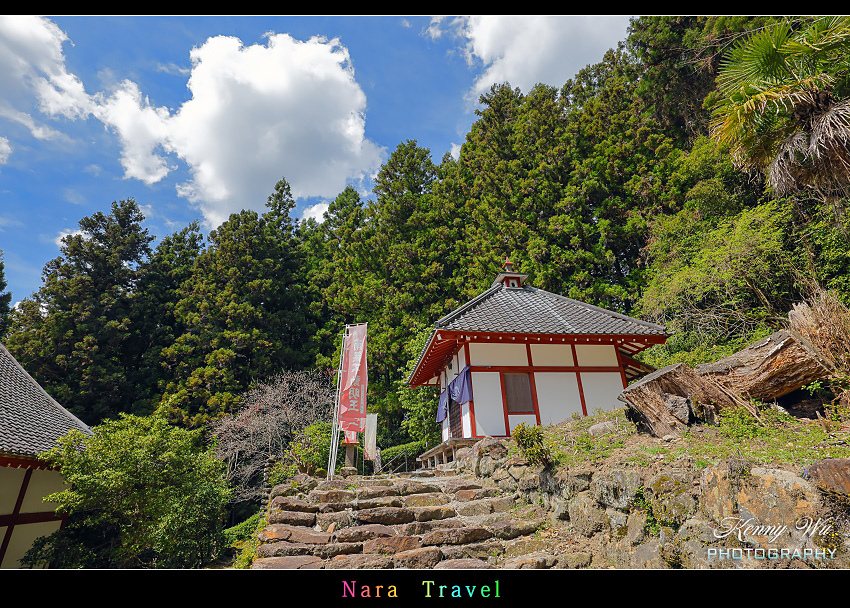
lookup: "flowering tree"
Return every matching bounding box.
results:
[211,368,336,503]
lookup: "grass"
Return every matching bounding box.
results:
[542,408,636,467]
[537,403,850,473]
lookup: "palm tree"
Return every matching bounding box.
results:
[710,17,850,204]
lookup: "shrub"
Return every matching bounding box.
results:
[21,414,231,569]
[512,422,553,467]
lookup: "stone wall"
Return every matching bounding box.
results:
[454,438,850,569]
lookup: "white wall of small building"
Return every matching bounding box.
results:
[439,341,626,440]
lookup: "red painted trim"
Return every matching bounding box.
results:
[614,347,629,389]
[525,343,533,366]
[468,365,622,373]
[0,467,33,567]
[464,342,477,438]
[572,344,588,416]
[0,455,52,470]
[0,511,63,527]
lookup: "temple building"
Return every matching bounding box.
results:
[0,342,91,568]
[407,260,667,466]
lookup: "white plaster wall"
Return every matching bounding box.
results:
[580,371,626,414]
[2,520,61,569]
[534,372,584,424]
[0,466,25,515]
[458,346,467,369]
[468,342,527,366]
[442,418,449,442]
[20,468,66,512]
[574,344,619,367]
[530,343,574,366]
[470,371,506,436]
[462,403,471,437]
[508,414,538,434]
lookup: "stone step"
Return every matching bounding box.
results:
[253,470,556,570]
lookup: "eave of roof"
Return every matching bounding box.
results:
[0,341,92,459]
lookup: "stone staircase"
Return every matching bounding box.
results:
[250,469,572,569]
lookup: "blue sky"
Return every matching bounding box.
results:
[0,15,632,305]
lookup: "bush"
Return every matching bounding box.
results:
[512,422,553,467]
[21,414,231,569]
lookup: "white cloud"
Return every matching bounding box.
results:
[431,16,632,105]
[53,228,84,247]
[0,18,385,230]
[301,202,329,223]
[0,136,10,163]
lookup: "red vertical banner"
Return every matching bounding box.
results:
[338,323,367,432]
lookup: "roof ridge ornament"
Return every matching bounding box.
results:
[492,256,527,288]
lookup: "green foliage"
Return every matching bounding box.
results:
[6,199,154,424]
[229,511,267,569]
[512,422,553,467]
[159,179,314,428]
[0,251,10,340]
[283,420,338,477]
[21,414,231,569]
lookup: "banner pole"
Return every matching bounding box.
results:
[327,326,348,480]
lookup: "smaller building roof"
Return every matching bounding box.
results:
[0,341,92,460]
[408,281,667,386]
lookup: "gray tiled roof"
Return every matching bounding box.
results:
[434,284,667,336]
[0,341,91,459]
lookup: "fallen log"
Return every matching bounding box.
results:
[694,330,831,402]
[618,363,754,438]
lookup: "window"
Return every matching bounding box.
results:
[504,373,534,413]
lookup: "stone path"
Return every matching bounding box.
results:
[250,470,575,569]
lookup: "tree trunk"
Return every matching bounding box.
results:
[618,363,752,438]
[694,330,830,401]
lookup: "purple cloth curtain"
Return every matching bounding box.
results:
[436,365,472,422]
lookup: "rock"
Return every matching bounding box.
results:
[267,510,317,527]
[557,552,592,569]
[403,493,451,507]
[455,499,494,516]
[258,524,330,544]
[309,489,356,503]
[393,546,443,569]
[504,537,553,557]
[334,524,396,543]
[806,459,850,496]
[316,510,353,530]
[455,488,500,501]
[591,469,642,509]
[517,471,541,491]
[339,466,358,477]
[504,552,558,569]
[270,475,317,498]
[356,496,404,509]
[356,485,400,500]
[445,479,483,493]
[421,527,492,546]
[363,536,422,554]
[356,507,415,525]
[325,553,394,569]
[269,496,320,513]
[397,480,442,496]
[568,491,607,537]
[434,558,493,569]
[401,519,465,535]
[313,542,364,559]
[256,541,313,557]
[473,437,509,460]
[588,421,616,436]
[647,471,697,525]
[251,555,323,569]
[411,505,457,521]
[439,539,504,560]
[487,519,540,540]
